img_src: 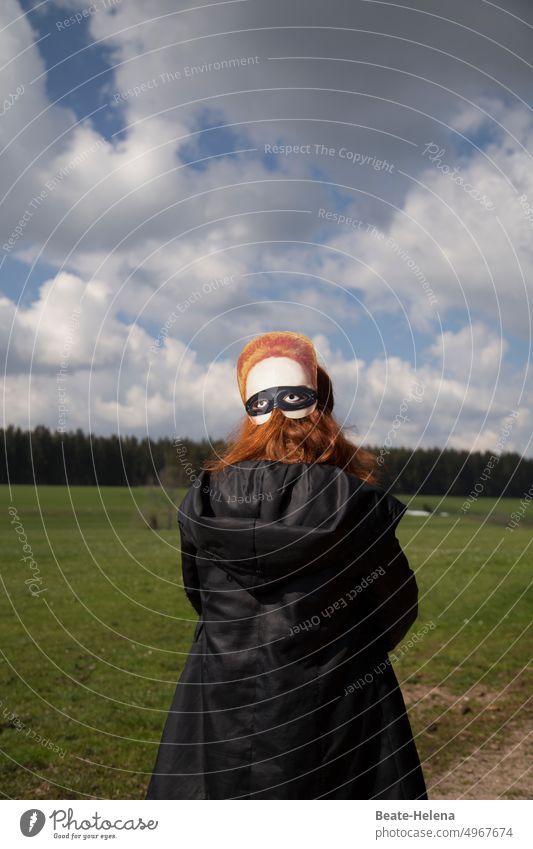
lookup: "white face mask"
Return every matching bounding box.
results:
[244,356,318,425]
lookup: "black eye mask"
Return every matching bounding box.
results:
[245,385,318,417]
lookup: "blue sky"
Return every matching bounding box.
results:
[1,0,532,455]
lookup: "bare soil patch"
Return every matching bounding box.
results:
[403,677,532,799]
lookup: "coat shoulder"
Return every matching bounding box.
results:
[363,485,408,535]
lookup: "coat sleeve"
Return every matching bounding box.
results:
[178,514,202,617]
[365,493,419,652]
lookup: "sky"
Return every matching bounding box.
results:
[1,0,532,456]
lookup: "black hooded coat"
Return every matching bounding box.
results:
[146,460,428,800]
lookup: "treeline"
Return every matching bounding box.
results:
[0,424,531,496]
[0,425,224,488]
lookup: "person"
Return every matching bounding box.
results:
[146,330,428,800]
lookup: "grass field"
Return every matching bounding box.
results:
[0,485,531,799]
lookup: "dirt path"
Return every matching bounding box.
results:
[403,680,532,800]
[430,721,532,799]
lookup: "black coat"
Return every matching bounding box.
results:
[146,460,428,800]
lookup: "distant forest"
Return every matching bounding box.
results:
[1,424,531,496]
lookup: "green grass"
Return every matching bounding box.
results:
[0,485,531,798]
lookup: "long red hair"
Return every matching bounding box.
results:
[202,364,382,484]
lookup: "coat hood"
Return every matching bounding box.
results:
[177,461,406,589]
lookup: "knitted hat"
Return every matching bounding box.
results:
[236,331,318,404]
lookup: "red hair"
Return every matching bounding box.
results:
[203,364,382,484]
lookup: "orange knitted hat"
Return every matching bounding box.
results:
[236,331,317,404]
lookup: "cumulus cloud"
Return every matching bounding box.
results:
[1,0,531,454]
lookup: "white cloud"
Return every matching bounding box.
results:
[3,270,529,456]
[1,0,532,455]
